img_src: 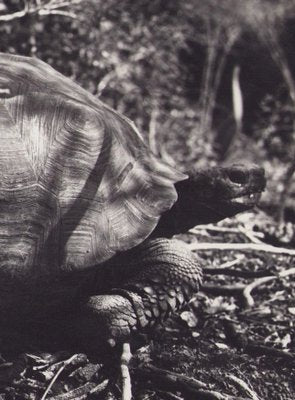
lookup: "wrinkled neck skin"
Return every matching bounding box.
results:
[151,164,266,238]
[150,195,235,238]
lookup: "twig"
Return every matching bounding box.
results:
[215,257,244,269]
[243,267,295,307]
[157,391,184,400]
[188,242,295,256]
[202,254,251,276]
[0,0,82,22]
[89,379,110,394]
[38,9,77,18]
[194,390,250,399]
[190,225,264,241]
[148,100,159,155]
[246,343,295,362]
[41,354,79,400]
[121,342,132,400]
[135,364,248,399]
[201,284,246,296]
[97,70,117,96]
[0,354,28,382]
[223,319,295,362]
[135,364,207,391]
[202,266,295,306]
[0,3,29,21]
[190,225,241,235]
[203,267,273,279]
[238,226,264,244]
[227,374,260,400]
[46,381,106,400]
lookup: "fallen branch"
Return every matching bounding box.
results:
[202,267,295,308]
[121,343,132,400]
[227,374,260,400]
[47,380,109,400]
[238,226,264,244]
[135,364,250,399]
[223,319,295,363]
[195,389,250,400]
[188,242,295,256]
[0,354,28,383]
[246,343,295,362]
[243,267,295,307]
[214,256,245,269]
[97,70,117,96]
[203,267,273,279]
[41,354,80,400]
[156,391,184,400]
[190,225,264,241]
[190,225,241,235]
[201,284,246,296]
[0,0,82,22]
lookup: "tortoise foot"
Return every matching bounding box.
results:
[70,238,202,353]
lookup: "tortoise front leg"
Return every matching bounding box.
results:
[69,238,202,398]
[70,238,202,349]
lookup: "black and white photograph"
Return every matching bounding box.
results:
[0,1,294,399]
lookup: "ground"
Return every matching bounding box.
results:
[0,210,294,400]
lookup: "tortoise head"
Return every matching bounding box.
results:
[151,164,266,238]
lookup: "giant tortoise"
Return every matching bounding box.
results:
[0,53,265,355]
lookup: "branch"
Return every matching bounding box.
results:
[38,9,77,18]
[46,381,109,400]
[0,0,82,22]
[242,267,295,307]
[188,242,295,256]
[41,354,80,400]
[223,319,295,363]
[203,256,245,273]
[202,267,295,308]
[246,343,295,363]
[134,364,249,400]
[121,343,132,400]
[190,226,241,234]
[148,99,159,155]
[0,3,29,21]
[201,284,246,296]
[238,226,265,244]
[190,225,265,241]
[97,70,117,96]
[227,374,260,400]
[203,267,273,279]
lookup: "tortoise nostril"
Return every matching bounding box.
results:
[228,168,249,184]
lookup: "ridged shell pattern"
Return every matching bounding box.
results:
[0,53,186,280]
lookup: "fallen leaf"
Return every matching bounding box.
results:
[180,311,198,327]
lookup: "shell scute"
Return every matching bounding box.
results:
[0,53,186,276]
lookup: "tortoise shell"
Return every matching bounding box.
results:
[0,53,186,279]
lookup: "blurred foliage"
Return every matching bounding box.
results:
[255,93,295,162]
[1,0,295,210]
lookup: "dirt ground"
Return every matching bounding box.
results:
[0,211,294,400]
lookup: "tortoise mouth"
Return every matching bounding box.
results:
[231,191,262,207]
